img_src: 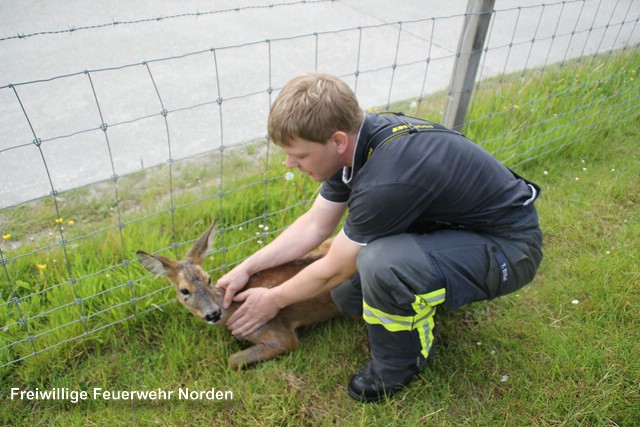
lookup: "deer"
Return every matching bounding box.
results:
[136,222,341,369]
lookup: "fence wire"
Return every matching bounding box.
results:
[1,0,639,369]
[0,0,334,42]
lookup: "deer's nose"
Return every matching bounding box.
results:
[204,310,222,324]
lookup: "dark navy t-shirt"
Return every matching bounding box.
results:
[320,113,535,245]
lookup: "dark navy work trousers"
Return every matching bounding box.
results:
[331,205,543,367]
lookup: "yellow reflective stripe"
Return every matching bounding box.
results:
[416,311,437,358]
[415,288,446,308]
[363,301,413,332]
[413,289,445,358]
[363,288,446,359]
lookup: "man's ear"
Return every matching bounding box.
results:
[331,131,350,154]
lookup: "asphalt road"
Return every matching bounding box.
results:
[1,0,638,207]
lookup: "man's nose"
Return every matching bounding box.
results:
[285,155,297,168]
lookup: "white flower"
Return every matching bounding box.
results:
[285,172,294,181]
[571,299,579,305]
[543,170,548,175]
[500,375,509,382]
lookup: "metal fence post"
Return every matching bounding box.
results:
[442,0,495,131]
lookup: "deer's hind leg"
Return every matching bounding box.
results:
[228,323,299,369]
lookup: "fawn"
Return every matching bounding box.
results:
[136,223,341,369]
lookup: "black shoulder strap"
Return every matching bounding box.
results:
[366,113,462,160]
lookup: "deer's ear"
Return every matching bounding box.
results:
[137,251,177,277]
[186,221,217,263]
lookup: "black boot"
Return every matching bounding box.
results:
[348,358,422,403]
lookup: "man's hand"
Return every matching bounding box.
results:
[226,287,280,337]
[215,268,251,309]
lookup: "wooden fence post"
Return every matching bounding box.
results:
[442,0,495,131]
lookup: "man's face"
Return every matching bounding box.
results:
[282,137,342,182]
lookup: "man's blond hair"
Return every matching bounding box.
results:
[268,73,363,147]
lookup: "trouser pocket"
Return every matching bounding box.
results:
[485,246,508,298]
[487,233,543,299]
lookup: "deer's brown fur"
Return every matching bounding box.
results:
[136,223,341,369]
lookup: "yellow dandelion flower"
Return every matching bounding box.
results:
[2,233,10,240]
[37,264,47,270]
[513,104,521,110]
[55,218,64,224]
[67,220,75,225]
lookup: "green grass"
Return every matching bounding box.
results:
[1,49,639,426]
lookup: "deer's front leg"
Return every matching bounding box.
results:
[228,322,299,369]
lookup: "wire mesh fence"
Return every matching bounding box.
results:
[1,0,638,369]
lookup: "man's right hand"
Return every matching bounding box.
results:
[215,268,251,309]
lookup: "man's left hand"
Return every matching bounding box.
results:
[226,287,280,338]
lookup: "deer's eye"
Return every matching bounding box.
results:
[180,289,191,296]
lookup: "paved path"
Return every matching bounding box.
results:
[1,0,638,207]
